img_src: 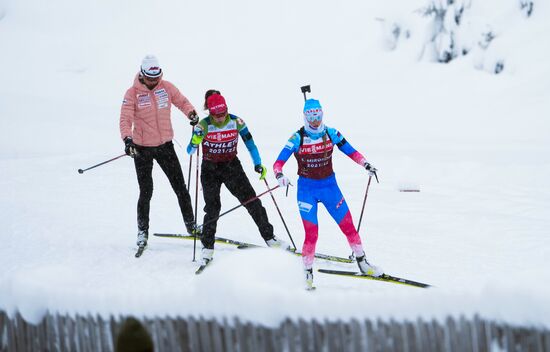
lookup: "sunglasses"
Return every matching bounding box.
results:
[142,75,160,82]
[305,109,323,122]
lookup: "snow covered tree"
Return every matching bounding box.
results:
[419,0,472,63]
[473,26,504,74]
[376,17,411,51]
[519,0,534,17]
[377,0,533,74]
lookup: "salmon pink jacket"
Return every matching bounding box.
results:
[120,74,196,147]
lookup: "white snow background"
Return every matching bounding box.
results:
[0,0,549,329]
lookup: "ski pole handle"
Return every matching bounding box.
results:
[78,154,127,174]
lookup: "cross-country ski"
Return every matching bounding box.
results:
[134,245,146,258]
[317,269,431,289]
[153,233,354,263]
[195,261,212,275]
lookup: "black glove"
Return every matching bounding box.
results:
[189,110,199,126]
[124,137,138,158]
[364,162,378,176]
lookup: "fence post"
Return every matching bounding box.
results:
[2,311,550,351]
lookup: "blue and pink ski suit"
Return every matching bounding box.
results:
[273,126,370,269]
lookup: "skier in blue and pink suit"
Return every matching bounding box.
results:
[273,98,384,289]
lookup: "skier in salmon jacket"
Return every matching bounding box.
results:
[120,55,199,249]
[273,98,384,290]
[187,90,289,265]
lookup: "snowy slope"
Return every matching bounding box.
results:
[1,0,549,328]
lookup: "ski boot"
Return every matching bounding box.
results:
[304,268,315,291]
[136,229,148,247]
[356,255,384,277]
[266,236,291,251]
[201,248,214,266]
[185,221,201,236]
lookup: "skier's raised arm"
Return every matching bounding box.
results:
[327,128,378,175]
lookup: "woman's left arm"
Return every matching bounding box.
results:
[329,127,368,166]
[237,117,262,166]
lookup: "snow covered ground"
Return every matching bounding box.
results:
[1,0,549,329]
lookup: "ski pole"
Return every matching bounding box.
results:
[187,154,193,192]
[348,175,375,261]
[357,170,379,232]
[357,175,373,233]
[263,179,297,250]
[192,146,200,262]
[196,185,280,231]
[187,127,195,192]
[77,154,127,174]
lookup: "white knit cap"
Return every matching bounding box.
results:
[140,55,162,77]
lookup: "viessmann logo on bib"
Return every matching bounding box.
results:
[300,142,333,154]
[206,131,238,143]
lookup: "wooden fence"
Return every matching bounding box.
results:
[1,310,549,352]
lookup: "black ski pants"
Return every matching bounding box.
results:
[133,141,194,231]
[200,158,274,249]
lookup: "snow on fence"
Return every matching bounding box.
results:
[1,310,549,352]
